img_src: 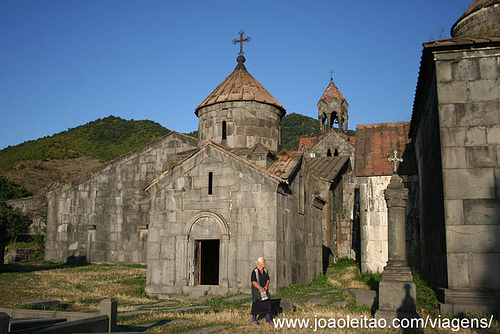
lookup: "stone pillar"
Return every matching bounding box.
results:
[179,235,189,286]
[376,174,418,321]
[221,234,230,288]
[100,298,117,332]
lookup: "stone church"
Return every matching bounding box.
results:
[8,0,499,313]
[41,52,353,299]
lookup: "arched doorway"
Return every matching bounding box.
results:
[184,212,230,287]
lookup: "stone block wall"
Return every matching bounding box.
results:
[358,175,391,273]
[357,174,420,273]
[145,146,282,298]
[452,3,500,37]
[197,101,283,153]
[45,133,197,264]
[435,47,500,293]
[276,169,323,287]
[145,145,323,298]
[307,131,355,159]
[413,60,448,288]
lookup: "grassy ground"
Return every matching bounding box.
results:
[1,259,498,333]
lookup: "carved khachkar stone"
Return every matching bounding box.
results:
[376,173,418,321]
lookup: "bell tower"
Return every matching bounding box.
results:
[317,77,348,133]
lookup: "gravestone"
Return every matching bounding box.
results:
[375,173,418,321]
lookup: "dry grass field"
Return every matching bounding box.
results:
[1,259,498,333]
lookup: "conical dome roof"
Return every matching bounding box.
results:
[452,0,500,37]
[318,78,348,107]
[195,56,285,115]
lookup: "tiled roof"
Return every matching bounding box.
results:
[318,78,348,106]
[267,151,302,180]
[305,156,349,182]
[233,142,274,156]
[355,122,410,177]
[195,56,285,114]
[298,136,324,151]
[298,131,356,152]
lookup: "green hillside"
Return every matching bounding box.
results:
[281,113,321,151]
[0,113,354,175]
[0,116,170,172]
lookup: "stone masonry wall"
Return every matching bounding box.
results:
[452,3,500,37]
[145,146,323,298]
[414,62,448,288]
[435,47,500,292]
[358,174,420,273]
[45,133,197,264]
[359,175,391,273]
[145,148,281,298]
[197,101,283,153]
[307,131,355,160]
[276,169,323,287]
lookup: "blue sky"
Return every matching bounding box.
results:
[0,0,472,150]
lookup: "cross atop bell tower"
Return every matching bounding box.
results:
[232,30,251,55]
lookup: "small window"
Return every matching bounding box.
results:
[298,176,305,214]
[222,121,227,140]
[208,172,213,195]
[334,149,339,156]
[327,149,332,157]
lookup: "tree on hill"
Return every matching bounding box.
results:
[0,116,170,172]
[0,176,33,255]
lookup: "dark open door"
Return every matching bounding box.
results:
[196,239,220,285]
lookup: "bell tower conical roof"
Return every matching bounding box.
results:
[195,55,285,116]
[317,77,349,133]
[318,78,349,107]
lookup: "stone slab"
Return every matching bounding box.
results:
[331,301,348,307]
[119,310,149,317]
[9,318,66,331]
[22,300,60,310]
[169,306,214,313]
[187,325,226,333]
[352,289,377,308]
[279,298,296,312]
[305,298,328,305]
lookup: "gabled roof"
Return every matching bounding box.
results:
[303,129,355,153]
[267,151,302,180]
[195,56,285,115]
[144,141,289,193]
[355,122,410,177]
[298,136,324,151]
[48,131,198,193]
[233,142,274,156]
[305,156,349,182]
[317,78,348,106]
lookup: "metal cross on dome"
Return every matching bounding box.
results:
[232,30,251,55]
[388,150,403,173]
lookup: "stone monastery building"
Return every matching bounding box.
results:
[11,0,499,314]
[45,52,355,299]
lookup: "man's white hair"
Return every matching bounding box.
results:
[257,257,265,265]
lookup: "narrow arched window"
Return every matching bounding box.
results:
[334,149,339,156]
[327,149,332,157]
[208,172,213,195]
[222,121,227,140]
